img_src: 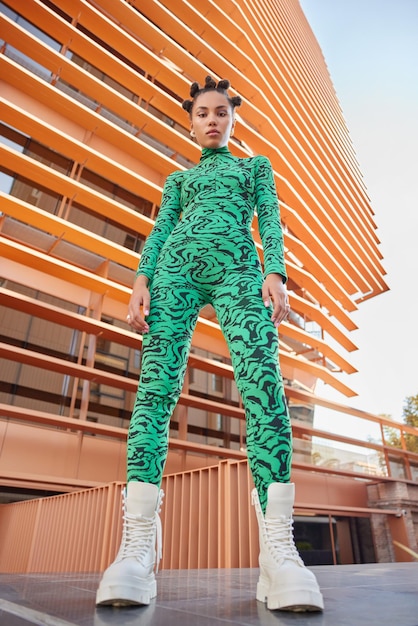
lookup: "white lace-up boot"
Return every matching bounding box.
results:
[96,482,163,607]
[252,482,324,612]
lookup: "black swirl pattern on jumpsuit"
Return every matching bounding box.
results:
[128,146,291,513]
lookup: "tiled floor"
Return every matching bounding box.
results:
[0,563,417,626]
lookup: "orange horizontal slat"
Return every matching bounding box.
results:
[1,238,132,302]
[0,96,163,203]
[1,192,139,271]
[0,142,154,236]
[0,302,356,393]
[0,0,391,421]
[10,0,188,130]
[0,286,234,376]
[143,0,381,260]
[0,55,179,180]
[288,291,357,352]
[0,199,356,371]
[0,14,197,163]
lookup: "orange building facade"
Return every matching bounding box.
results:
[0,0,417,569]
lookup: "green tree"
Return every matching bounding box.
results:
[382,413,401,449]
[402,393,418,453]
[383,394,418,453]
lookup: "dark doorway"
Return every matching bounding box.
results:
[294,515,376,565]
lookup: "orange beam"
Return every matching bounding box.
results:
[2,402,417,487]
[0,14,198,164]
[0,280,356,395]
[0,97,163,205]
[0,142,155,237]
[0,403,245,460]
[1,192,139,272]
[0,343,246,418]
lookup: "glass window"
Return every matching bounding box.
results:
[0,2,61,50]
[6,173,61,213]
[388,455,406,479]
[114,186,153,217]
[68,203,146,254]
[0,170,13,194]
[26,140,72,175]
[294,516,335,565]
[0,122,27,151]
[0,2,61,81]
[410,464,418,481]
[80,168,114,197]
[212,373,224,393]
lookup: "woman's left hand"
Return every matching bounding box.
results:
[262,273,290,327]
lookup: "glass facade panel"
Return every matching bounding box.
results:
[297,436,387,477]
[410,464,418,481]
[294,516,335,565]
[388,455,407,479]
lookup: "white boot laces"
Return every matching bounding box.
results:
[264,515,301,563]
[252,488,302,565]
[119,489,164,572]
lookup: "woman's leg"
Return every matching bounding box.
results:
[212,268,292,513]
[213,269,323,613]
[96,278,204,607]
[127,279,204,485]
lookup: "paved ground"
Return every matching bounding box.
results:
[0,563,417,625]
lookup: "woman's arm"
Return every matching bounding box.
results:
[255,157,289,326]
[128,171,182,332]
[254,156,287,282]
[136,171,183,282]
[127,274,151,333]
[262,273,290,328]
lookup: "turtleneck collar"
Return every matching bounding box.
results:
[200,146,234,161]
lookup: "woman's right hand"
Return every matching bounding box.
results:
[126,275,150,333]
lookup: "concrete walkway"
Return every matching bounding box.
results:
[0,563,417,625]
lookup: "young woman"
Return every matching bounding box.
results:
[96,76,324,612]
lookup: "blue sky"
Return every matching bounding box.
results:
[299,0,418,426]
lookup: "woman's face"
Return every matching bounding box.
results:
[190,90,235,149]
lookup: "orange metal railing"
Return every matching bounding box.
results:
[0,462,259,573]
[0,459,411,574]
[0,482,124,573]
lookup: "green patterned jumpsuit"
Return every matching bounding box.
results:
[128,146,292,512]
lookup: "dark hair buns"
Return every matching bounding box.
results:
[182,76,242,115]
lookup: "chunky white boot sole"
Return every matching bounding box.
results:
[96,574,157,606]
[256,576,324,612]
